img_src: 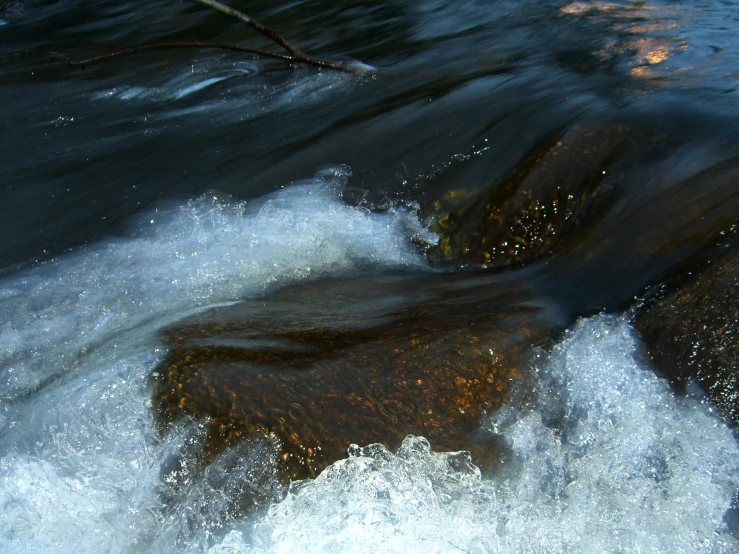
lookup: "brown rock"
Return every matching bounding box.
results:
[634,242,739,424]
[429,124,649,269]
[151,122,739,499]
[151,272,562,482]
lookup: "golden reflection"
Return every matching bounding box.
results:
[626,22,678,35]
[630,65,658,79]
[560,1,689,79]
[561,1,658,16]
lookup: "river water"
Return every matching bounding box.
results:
[1,0,739,552]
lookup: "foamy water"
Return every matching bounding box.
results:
[219,316,739,554]
[1,170,737,553]
[0,168,431,552]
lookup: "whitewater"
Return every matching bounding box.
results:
[1,169,737,553]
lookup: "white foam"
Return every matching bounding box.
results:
[0,167,433,553]
[91,60,258,103]
[0,166,431,400]
[1,172,737,553]
[218,316,739,554]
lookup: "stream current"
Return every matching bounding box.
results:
[2,0,739,552]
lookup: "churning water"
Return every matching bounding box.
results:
[0,174,434,552]
[237,316,739,554]
[1,175,737,553]
[2,0,739,552]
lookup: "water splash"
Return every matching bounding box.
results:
[217,316,739,554]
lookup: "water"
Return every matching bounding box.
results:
[1,183,736,553]
[0,179,434,552]
[1,0,739,552]
[235,317,739,553]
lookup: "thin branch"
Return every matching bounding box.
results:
[191,0,304,59]
[47,0,376,74]
[46,41,296,68]
[189,0,373,74]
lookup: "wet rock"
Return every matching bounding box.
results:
[428,123,739,315]
[536,151,739,314]
[152,272,563,482]
[429,124,648,269]
[634,242,739,424]
[151,122,739,495]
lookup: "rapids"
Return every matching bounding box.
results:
[2,0,739,552]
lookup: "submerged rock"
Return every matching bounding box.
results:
[634,241,739,424]
[430,123,739,315]
[429,124,655,269]
[151,122,739,496]
[152,272,562,482]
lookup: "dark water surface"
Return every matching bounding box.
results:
[2,0,737,271]
[2,1,739,552]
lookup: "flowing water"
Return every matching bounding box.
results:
[1,0,739,552]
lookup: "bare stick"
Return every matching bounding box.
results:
[48,1,375,74]
[190,0,372,73]
[47,41,296,68]
[191,0,304,58]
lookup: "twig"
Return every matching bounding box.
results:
[47,0,376,74]
[191,0,304,58]
[189,0,371,74]
[46,41,295,68]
